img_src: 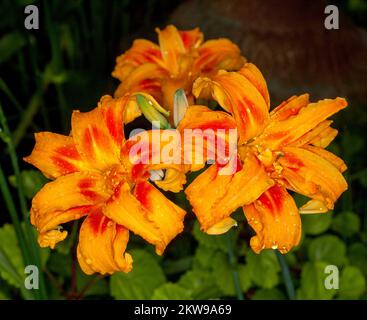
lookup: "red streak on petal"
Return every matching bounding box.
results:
[78,178,95,189]
[56,145,80,160]
[105,108,121,144]
[69,205,92,215]
[116,224,126,233]
[134,181,152,209]
[87,209,109,234]
[258,185,284,216]
[51,156,77,174]
[84,129,93,158]
[92,126,103,146]
[141,49,162,63]
[196,121,235,131]
[131,163,146,180]
[138,79,161,92]
[284,152,304,171]
[180,31,192,50]
[80,190,99,201]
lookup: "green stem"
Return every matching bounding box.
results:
[0,101,48,299]
[276,250,296,300]
[0,167,31,266]
[13,90,43,146]
[226,231,244,300]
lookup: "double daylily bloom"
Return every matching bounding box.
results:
[25,95,186,275]
[112,25,245,122]
[178,63,348,253]
[25,25,348,275]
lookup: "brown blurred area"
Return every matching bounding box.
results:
[170,0,367,106]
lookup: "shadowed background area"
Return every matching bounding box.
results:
[171,0,367,105]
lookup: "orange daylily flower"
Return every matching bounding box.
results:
[178,63,348,254]
[112,25,245,122]
[24,95,186,275]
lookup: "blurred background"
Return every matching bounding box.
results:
[0,0,366,300]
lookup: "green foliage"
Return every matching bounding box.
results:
[76,268,109,297]
[331,211,361,237]
[297,262,337,300]
[152,283,192,300]
[110,249,166,300]
[178,269,221,299]
[246,250,280,289]
[213,252,237,296]
[302,212,332,235]
[192,221,232,252]
[0,32,26,64]
[9,170,48,199]
[0,224,24,288]
[308,235,347,266]
[251,288,286,300]
[339,266,366,299]
[348,243,367,275]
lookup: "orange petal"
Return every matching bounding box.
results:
[112,39,162,82]
[71,95,125,171]
[178,105,237,131]
[260,97,347,150]
[193,71,269,144]
[195,39,245,74]
[278,146,348,209]
[179,28,203,51]
[152,167,187,193]
[31,171,109,236]
[24,132,90,179]
[243,185,301,254]
[77,208,132,275]
[302,145,347,173]
[185,153,274,232]
[177,105,238,168]
[122,129,187,192]
[270,94,309,121]
[156,25,186,77]
[103,181,185,255]
[113,63,166,103]
[289,120,337,148]
[238,63,270,109]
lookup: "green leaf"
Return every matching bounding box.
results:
[212,252,236,296]
[251,288,286,300]
[9,170,47,199]
[0,32,26,64]
[152,283,192,300]
[0,224,24,288]
[193,244,218,269]
[110,249,166,300]
[178,269,221,299]
[348,243,367,275]
[339,266,366,299]
[308,235,347,265]
[301,212,332,235]
[193,221,236,252]
[246,250,280,289]
[331,211,360,237]
[237,264,252,292]
[76,267,109,297]
[0,290,9,300]
[47,252,72,278]
[297,262,337,300]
